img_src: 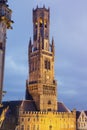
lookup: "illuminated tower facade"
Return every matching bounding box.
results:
[0,0,13,104]
[26,6,57,111]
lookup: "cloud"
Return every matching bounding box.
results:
[5,55,27,75]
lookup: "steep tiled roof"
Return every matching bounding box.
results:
[58,102,70,112]
[0,105,7,116]
[76,111,81,119]
[2,100,37,112]
[0,101,22,116]
[19,100,37,111]
[0,100,37,119]
[0,100,72,116]
[84,111,87,116]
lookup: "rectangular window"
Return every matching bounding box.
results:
[48,108,51,111]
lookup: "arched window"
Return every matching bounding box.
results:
[39,18,43,27]
[48,61,50,69]
[0,43,2,49]
[21,118,24,122]
[35,21,37,28]
[28,118,30,121]
[48,100,51,105]
[49,125,52,130]
[45,22,47,28]
[44,19,47,28]
[45,60,50,70]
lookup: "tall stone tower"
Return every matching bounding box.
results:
[0,0,13,104]
[26,6,57,111]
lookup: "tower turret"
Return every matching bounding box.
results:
[0,0,13,104]
[29,38,32,54]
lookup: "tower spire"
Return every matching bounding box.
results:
[29,37,32,53]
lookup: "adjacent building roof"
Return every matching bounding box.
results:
[75,111,87,120]
[84,111,87,116]
[76,111,81,119]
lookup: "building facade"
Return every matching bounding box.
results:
[77,111,87,130]
[0,0,13,104]
[17,109,76,130]
[0,0,13,128]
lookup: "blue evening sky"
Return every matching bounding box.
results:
[3,0,87,110]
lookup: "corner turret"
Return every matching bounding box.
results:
[29,38,32,54]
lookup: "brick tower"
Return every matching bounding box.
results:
[0,0,13,104]
[26,6,57,111]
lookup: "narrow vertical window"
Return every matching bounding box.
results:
[27,125,30,130]
[44,60,50,70]
[48,100,51,105]
[35,22,37,28]
[49,125,52,130]
[45,60,47,69]
[33,125,35,130]
[37,125,39,130]
[21,125,24,130]
[48,61,50,69]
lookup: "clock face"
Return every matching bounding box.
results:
[46,75,49,79]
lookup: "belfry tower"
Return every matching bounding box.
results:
[26,6,57,111]
[0,0,13,104]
